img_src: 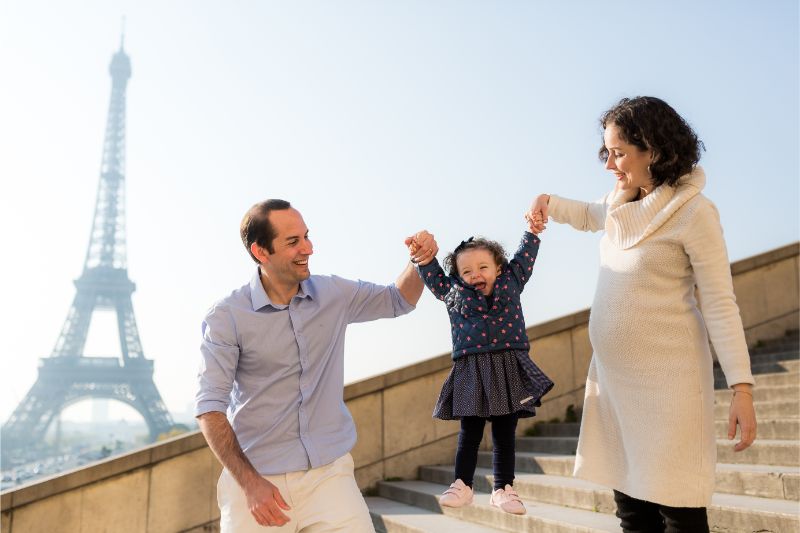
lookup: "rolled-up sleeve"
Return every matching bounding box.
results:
[195,304,241,417]
[333,275,414,324]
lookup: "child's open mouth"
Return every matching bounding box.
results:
[474,282,486,292]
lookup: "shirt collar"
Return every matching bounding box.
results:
[249,267,314,311]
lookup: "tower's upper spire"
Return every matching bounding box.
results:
[109,40,131,84]
[110,16,130,85]
[84,39,132,271]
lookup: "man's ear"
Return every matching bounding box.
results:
[251,242,270,265]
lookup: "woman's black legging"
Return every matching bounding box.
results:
[454,413,518,490]
[614,490,710,533]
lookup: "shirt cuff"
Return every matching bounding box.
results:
[393,283,416,314]
[194,399,230,418]
[523,230,541,244]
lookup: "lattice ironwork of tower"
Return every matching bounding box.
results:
[2,40,174,466]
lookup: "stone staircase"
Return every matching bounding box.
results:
[366,330,800,532]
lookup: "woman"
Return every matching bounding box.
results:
[527,96,756,533]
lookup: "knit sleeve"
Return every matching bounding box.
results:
[549,193,609,232]
[684,198,754,388]
[415,258,452,302]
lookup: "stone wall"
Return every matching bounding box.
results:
[2,242,797,532]
[1,433,221,533]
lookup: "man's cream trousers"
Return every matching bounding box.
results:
[217,453,374,532]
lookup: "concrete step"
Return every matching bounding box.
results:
[714,351,800,389]
[711,492,800,533]
[378,479,622,532]
[715,399,799,420]
[367,496,509,533]
[530,418,800,441]
[716,418,799,440]
[750,357,800,375]
[748,345,799,360]
[478,451,800,500]
[715,463,800,501]
[478,451,577,477]
[751,370,800,388]
[421,466,616,514]
[750,334,799,355]
[751,345,800,358]
[529,422,580,437]
[715,384,800,404]
[419,466,800,532]
[516,436,799,467]
[717,439,800,466]
[516,437,578,455]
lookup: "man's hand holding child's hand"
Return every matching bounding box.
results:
[405,230,438,266]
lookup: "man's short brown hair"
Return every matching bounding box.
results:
[240,199,292,263]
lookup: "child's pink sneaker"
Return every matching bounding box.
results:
[489,484,526,515]
[439,479,474,507]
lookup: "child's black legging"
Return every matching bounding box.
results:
[455,413,518,490]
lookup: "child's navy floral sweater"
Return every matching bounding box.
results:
[416,232,541,360]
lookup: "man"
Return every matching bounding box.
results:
[195,199,436,532]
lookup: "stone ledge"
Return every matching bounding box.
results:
[344,310,595,402]
[528,309,591,341]
[355,429,460,473]
[730,242,799,276]
[2,431,208,509]
[344,354,452,401]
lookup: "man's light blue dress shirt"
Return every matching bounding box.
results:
[195,268,414,475]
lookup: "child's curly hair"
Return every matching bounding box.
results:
[443,237,508,277]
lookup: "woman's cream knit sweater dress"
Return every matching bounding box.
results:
[548,167,754,507]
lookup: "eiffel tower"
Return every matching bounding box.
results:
[2,38,173,466]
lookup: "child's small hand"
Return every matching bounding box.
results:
[525,210,546,234]
[404,236,420,256]
[525,194,550,235]
[405,230,438,265]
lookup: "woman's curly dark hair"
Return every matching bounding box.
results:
[598,96,705,187]
[443,237,508,277]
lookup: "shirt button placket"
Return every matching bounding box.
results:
[290,300,317,466]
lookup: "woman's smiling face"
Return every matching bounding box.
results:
[603,123,654,194]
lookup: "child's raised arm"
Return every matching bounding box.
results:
[507,231,541,289]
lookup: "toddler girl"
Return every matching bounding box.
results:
[407,220,552,515]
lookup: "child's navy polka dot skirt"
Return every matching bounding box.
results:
[433,349,554,420]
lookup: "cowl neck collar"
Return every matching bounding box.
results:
[605,166,706,249]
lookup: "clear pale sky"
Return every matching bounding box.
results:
[1,1,797,423]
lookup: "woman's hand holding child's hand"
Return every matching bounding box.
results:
[525,211,544,234]
[405,230,438,266]
[525,195,550,235]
